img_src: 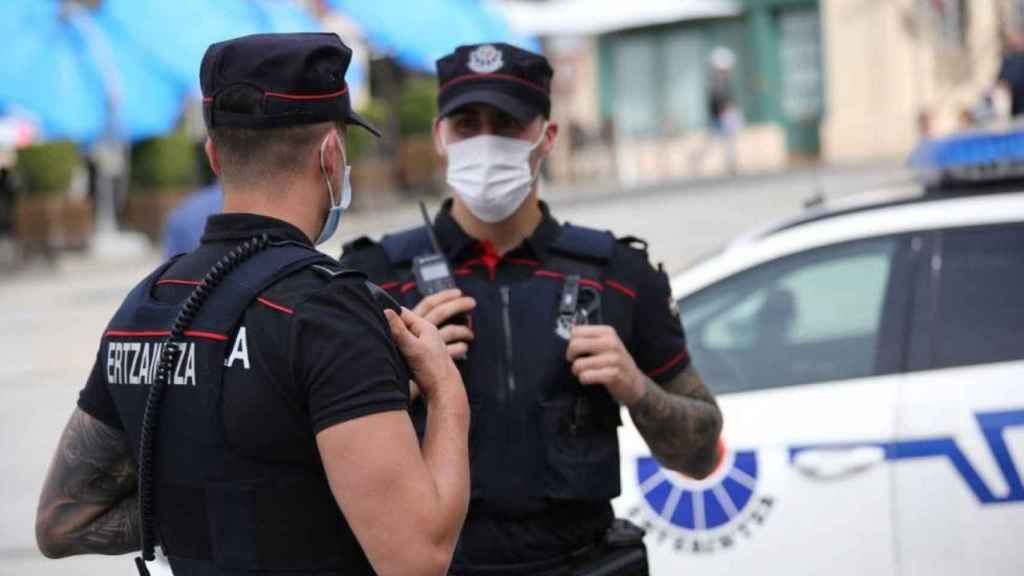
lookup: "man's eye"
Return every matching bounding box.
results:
[455,119,479,134]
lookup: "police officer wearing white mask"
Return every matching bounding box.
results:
[342,43,722,576]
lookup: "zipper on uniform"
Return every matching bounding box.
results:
[500,286,516,394]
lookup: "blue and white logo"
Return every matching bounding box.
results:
[626,445,777,554]
[790,409,1024,505]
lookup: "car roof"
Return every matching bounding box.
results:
[672,125,1024,296]
[737,179,1024,246]
[671,188,1024,298]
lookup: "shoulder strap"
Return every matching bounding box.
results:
[188,242,332,335]
[547,223,616,281]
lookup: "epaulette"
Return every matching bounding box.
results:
[342,235,379,253]
[617,235,649,253]
[309,261,365,281]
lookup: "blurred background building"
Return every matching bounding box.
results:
[504,0,1019,185]
[0,0,1020,263]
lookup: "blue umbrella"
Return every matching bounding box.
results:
[327,0,535,72]
[0,1,185,143]
[250,0,322,33]
[246,0,367,95]
[97,0,262,94]
[97,0,369,96]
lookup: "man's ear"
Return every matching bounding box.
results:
[540,120,559,155]
[322,127,344,177]
[432,117,446,157]
[204,138,222,177]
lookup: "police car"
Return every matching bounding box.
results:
[613,128,1024,575]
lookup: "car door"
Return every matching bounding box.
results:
[894,222,1024,576]
[614,234,915,576]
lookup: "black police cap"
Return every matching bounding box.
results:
[201,33,380,136]
[436,43,553,123]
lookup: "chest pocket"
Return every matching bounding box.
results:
[535,226,634,502]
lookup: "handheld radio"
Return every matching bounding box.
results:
[411,201,458,296]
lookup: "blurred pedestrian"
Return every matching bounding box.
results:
[707,47,741,173]
[997,31,1024,117]
[162,182,222,259]
[690,47,742,175]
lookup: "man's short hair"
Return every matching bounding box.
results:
[209,122,339,187]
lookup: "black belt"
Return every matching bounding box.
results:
[451,519,648,576]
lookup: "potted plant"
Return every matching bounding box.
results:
[348,100,401,210]
[126,130,196,242]
[13,141,81,257]
[396,77,443,195]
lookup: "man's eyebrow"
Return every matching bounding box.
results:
[491,112,521,126]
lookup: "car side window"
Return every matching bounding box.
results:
[931,223,1024,369]
[680,237,900,394]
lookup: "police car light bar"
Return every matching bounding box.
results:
[909,125,1024,185]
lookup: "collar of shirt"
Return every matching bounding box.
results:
[433,198,562,266]
[200,213,312,246]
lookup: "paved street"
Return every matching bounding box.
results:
[0,163,907,575]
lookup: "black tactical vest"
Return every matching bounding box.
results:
[369,224,636,512]
[101,242,375,575]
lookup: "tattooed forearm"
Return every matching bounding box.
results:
[36,409,140,558]
[628,366,723,478]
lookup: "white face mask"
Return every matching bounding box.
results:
[444,121,548,223]
[316,132,351,246]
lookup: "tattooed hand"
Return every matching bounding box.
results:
[628,365,723,479]
[36,408,140,558]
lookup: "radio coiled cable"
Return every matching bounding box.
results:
[134,234,270,576]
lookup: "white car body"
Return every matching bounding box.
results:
[613,191,1024,575]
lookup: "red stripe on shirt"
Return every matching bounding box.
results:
[646,350,689,378]
[257,297,294,315]
[379,281,400,291]
[184,330,229,341]
[400,282,417,294]
[534,270,605,291]
[104,330,228,341]
[534,270,565,280]
[505,258,542,267]
[605,280,637,299]
[156,279,202,286]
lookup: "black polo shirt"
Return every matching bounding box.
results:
[78,213,410,468]
[341,200,690,566]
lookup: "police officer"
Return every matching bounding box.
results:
[341,43,723,575]
[36,34,470,576]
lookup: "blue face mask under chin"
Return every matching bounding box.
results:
[316,133,351,246]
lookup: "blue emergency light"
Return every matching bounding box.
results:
[910,126,1024,184]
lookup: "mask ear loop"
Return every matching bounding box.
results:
[528,120,550,182]
[320,132,351,209]
[440,122,450,154]
[319,133,339,209]
[336,133,352,209]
